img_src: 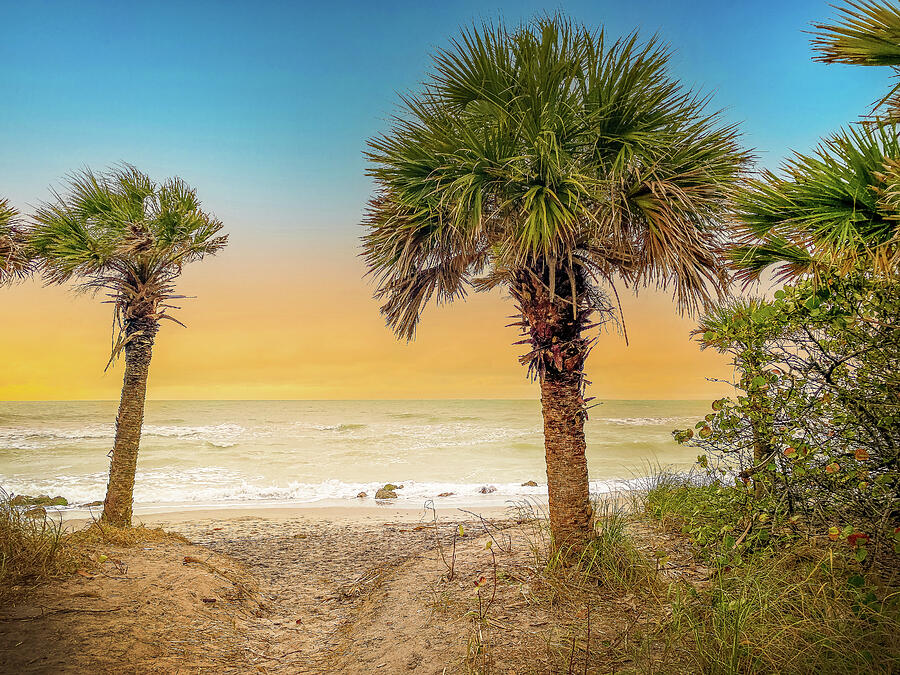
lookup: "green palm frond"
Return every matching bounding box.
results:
[732,123,900,283]
[811,0,900,119]
[28,165,227,362]
[812,1,900,66]
[363,15,750,339]
[0,199,32,284]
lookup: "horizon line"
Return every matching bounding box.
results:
[0,397,717,403]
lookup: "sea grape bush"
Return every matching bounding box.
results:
[674,273,900,564]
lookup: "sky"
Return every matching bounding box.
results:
[0,0,891,400]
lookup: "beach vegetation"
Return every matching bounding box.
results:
[26,165,227,527]
[673,0,900,570]
[0,489,72,605]
[0,489,187,604]
[636,473,900,674]
[362,13,749,551]
[676,276,900,565]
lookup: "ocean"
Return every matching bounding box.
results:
[0,399,708,513]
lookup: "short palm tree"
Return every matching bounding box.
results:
[28,166,227,527]
[0,199,30,284]
[811,0,900,120]
[731,123,900,283]
[362,17,749,549]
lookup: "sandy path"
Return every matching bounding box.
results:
[2,506,702,673]
[165,512,511,672]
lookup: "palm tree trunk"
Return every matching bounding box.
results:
[541,369,593,549]
[513,267,595,551]
[101,317,157,527]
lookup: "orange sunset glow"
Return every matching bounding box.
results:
[2,233,733,401]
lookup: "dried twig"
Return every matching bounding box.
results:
[0,606,124,621]
[457,508,512,553]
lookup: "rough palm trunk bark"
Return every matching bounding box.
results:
[513,266,595,551]
[540,369,593,549]
[101,317,157,527]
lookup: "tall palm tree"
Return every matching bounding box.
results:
[811,0,900,120]
[362,17,749,549]
[0,199,30,284]
[28,166,227,527]
[731,124,900,283]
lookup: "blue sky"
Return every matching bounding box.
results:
[0,0,891,242]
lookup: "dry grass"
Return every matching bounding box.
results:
[497,490,900,674]
[635,475,900,674]
[0,491,188,604]
[67,521,188,548]
[516,497,659,601]
[0,489,74,603]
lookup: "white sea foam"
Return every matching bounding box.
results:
[6,472,638,511]
[0,423,246,449]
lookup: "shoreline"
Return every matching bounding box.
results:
[19,477,650,525]
[58,487,638,528]
[60,501,533,528]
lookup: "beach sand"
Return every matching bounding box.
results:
[1,501,706,673]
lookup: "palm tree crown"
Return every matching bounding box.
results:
[363,17,749,344]
[0,199,30,284]
[29,166,227,359]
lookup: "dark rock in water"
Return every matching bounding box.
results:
[437,492,455,497]
[521,480,538,487]
[375,483,402,499]
[478,486,497,494]
[356,492,367,499]
[11,494,68,507]
[24,506,47,518]
[81,500,104,507]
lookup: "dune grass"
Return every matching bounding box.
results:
[636,472,900,674]
[503,481,900,674]
[0,490,187,605]
[0,489,74,604]
[520,496,659,600]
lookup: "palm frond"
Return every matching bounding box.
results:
[732,123,900,282]
[692,296,780,352]
[811,0,900,119]
[0,199,32,284]
[812,1,900,66]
